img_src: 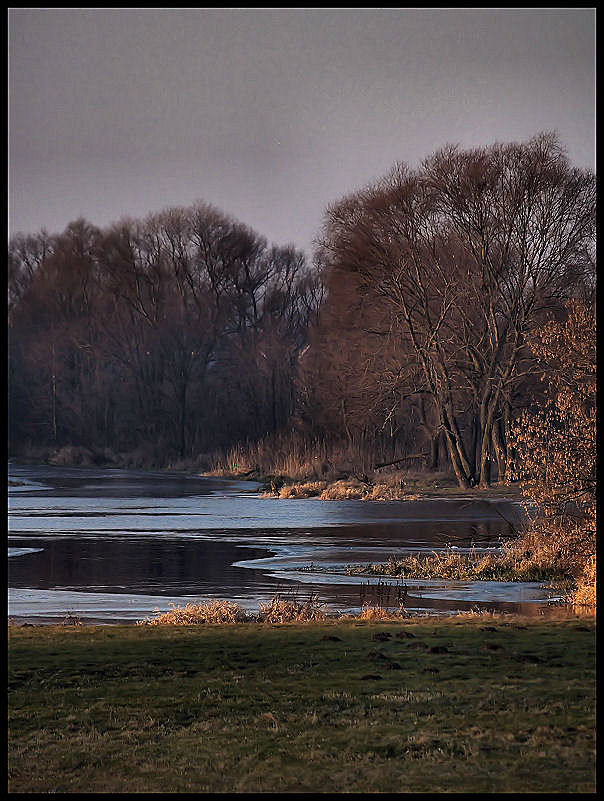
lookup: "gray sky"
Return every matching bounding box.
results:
[8,8,596,255]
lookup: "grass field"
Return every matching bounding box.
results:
[8,615,596,793]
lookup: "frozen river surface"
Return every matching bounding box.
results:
[8,463,553,623]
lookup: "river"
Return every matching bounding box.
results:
[7,462,555,623]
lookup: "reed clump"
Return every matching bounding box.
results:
[257,466,484,502]
[206,432,359,482]
[276,481,328,499]
[319,480,367,500]
[205,432,503,503]
[270,475,425,501]
[345,545,568,583]
[138,600,249,626]
[364,483,421,501]
[354,603,408,621]
[137,594,327,626]
[258,593,326,623]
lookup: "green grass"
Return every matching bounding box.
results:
[8,616,596,793]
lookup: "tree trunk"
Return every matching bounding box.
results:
[502,399,514,480]
[177,379,187,460]
[418,396,440,472]
[443,427,471,488]
[442,402,475,487]
[470,414,480,479]
[491,420,507,481]
[429,432,440,471]
[478,389,500,488]
[51,341,57,443]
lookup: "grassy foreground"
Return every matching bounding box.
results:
[8,616,595,794]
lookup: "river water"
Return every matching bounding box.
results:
[7,463,555,623]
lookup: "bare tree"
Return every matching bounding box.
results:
[318,134,595,487]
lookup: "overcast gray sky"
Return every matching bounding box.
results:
[8,8,596,255]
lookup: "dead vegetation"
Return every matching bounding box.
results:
[205,433,464,499]
[566,555,596,610]
[138,600,249,626]
[255,467,471,502]
[345,543,570,584]
[258,593,326,623]
[137,594,327,626]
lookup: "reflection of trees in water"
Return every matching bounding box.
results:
[8,509,524,604]
[360,578,407,608]
[418,519,515,549]
[468,521,515,545]
[7,539,270,594]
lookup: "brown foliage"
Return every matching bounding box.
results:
[510,298,596,587]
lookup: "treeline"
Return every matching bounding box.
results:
[8,133,595,486]
[8,204,322,462]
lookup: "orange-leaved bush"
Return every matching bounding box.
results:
[510,298,596,604]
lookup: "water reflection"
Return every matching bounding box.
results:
[8,463,551,623]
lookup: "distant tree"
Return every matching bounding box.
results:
[214,243,316,443]
[299,260,425,464]
[8,203,314,462]
[96,203,266,458]
[9,219,103,447]
[8,229,55,314]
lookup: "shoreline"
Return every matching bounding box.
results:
[204,470,525,503]
[9,454,525,503]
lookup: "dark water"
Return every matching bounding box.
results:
[8,463,555,623]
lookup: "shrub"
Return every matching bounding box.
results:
[510,299,596,590]
[572,555,596,609]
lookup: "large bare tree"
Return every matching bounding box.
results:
[319,134,595,487]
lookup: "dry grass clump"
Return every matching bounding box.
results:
[60,614,83,626]
[139,600,249,626]
[451,609,503,622]
[355,603,407,621]
[571,555,596,609]
[364,483,420,501]
[205,432,424,485]
[258,594,326,623]
[137,594,328,626]
[346,545,568,583]
[262,478,412,501]
[319,480,367,500]
[258,468,465,502]
[277,481,327,499]
[206,433,346,481]
[205,433,469,502]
